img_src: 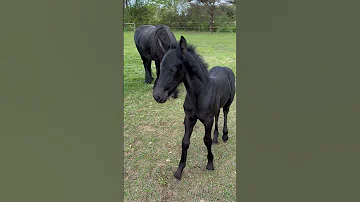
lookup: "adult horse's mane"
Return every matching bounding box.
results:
[150,25,175,59]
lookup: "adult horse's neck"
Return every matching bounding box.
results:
[154,26,177,60]
[164,28,177,44]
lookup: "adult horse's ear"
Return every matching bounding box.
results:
[180,36,187,56]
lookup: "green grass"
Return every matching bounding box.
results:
[124,31,236,202]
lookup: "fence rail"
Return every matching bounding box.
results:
[124,22,236,32]
[124,22,136,30]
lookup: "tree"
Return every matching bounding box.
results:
[124,0,158,26]
[124,0,130,8]
[189,0,219,32]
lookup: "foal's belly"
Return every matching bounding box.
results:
[195,102,220,122]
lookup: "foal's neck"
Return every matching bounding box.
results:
[184,53,211,96]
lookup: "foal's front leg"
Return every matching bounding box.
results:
[174,115,197,180]
[204,118,215,170]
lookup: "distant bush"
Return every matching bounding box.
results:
[124,2,236,33]
[217,27,236,33]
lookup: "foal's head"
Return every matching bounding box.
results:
[153,36,189,103]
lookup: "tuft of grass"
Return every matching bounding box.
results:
[124,31,236,202]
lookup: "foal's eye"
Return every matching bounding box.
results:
[170,68,176,73]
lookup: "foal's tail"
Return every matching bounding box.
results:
[227,68,236,104]
[226,67,236,93]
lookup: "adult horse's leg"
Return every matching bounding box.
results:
[141,54,153,84]
[203,118,215,170]
[174,115,197,180]
[212,110,220,144]
[154,59,160,88]
[172,88,179,99]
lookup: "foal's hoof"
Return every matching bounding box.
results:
[212,138,219,144]
[174,170,182,180]
[145,77,153,84]
[206,163,214,171]
[222,135,229,143]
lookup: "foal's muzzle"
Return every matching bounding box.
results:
[153,88,169,103]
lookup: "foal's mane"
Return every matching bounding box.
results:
[170,43,209,71]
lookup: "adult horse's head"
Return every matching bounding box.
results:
[153,36,189,103]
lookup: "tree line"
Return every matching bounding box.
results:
[124,0,236,32]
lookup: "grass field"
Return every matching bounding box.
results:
[124,31,236,202]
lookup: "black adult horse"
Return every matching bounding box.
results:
[134,24,179,98]
[153,36,236,180]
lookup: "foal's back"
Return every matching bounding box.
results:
[209,66,235,108]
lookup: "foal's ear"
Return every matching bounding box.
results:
[180,36,187,55]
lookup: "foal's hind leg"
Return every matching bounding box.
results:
[212,110,220,144]
[222,106,230,142]
[203,118,215,170]
[222,92,235,142]
[141,55,153,84]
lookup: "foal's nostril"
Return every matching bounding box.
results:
[155,96,160,101]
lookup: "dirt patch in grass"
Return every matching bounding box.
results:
[138,125,156,132]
